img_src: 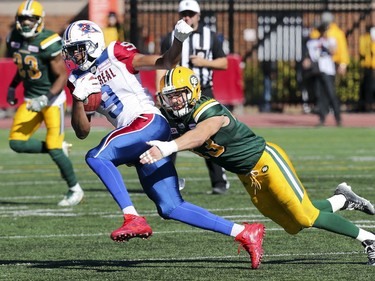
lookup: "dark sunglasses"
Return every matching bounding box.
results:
[179,10,197,18]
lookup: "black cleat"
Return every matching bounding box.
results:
[362,239,375,266]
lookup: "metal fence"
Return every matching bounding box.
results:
[123,0,373,111]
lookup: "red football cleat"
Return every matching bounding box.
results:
[235,223,265,269]
[111,214,153,242]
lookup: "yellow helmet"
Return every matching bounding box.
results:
[159,66,201,117]
[16,0,45,38]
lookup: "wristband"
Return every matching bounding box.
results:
[46,91,54,100]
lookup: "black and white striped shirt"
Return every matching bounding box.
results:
[160,25,226,90]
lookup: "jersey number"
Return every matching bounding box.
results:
[13,53,42,80]
[120,42,137,51]
[101,84,124,118]
[205,139,225,157]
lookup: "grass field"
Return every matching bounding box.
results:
[0,126,374,280]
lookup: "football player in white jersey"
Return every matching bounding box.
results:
[62,20,265,269]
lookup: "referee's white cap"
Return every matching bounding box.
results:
[179,0,201,14]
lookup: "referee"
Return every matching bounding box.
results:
[156,0,229,194]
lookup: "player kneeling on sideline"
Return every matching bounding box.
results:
[140,66,375,266]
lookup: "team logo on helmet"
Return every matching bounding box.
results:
[190,75,198,88]
[77,23,101,35]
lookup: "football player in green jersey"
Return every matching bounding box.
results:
[140,66,375,266]
[6,0,83,206]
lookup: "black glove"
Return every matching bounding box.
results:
[7,87,18,106]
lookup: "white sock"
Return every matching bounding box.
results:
[230,224,245,237]
[327,194,346,212]
[122,206,139,216]
[69,183,82,192]
[356,229,375,242]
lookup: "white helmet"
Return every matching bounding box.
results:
[62,20,105,71]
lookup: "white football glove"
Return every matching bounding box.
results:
[73,74,101,102]
[26,95,48,112]
[147,140,178,158]
[174,19,193,42]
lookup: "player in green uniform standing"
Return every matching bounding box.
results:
[6,0,83,206]
[140,66,375,266]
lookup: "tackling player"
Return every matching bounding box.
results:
[6,0,83,206]
[140,66,375,266]
[61,20,265,269]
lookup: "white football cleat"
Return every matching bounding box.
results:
[58,185,84,206]
[62,141,72,157]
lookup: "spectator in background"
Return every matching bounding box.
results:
[137,25,155,54]
[358,24,375,112]
[103,11,124,47]
[304,23,342,127]
[156,0,229,195]
[310,11,349,77]
[260,61,276,113]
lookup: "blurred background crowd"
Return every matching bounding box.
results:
[0,0,374,118]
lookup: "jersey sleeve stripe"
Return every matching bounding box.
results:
[40,33,62,50]
[193,99,219,122]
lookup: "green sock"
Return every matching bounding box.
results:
[49,149,77,187]
[312,199,333,212]
[313,211,359,238]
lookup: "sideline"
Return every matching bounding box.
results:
[1,112,375,129]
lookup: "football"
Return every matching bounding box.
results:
[84,92,102,113]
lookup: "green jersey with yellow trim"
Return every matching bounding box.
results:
[161,95,266,174]
[6,28,63,99]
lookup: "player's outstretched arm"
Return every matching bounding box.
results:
[140,116,226,164]
[132,20,193,71]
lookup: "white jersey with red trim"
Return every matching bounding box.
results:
[68,41,161,128]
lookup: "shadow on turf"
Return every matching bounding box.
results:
[0,258,364,269]
[0,259,249,270]
[267,258,363,265]
[84,188,146,194]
